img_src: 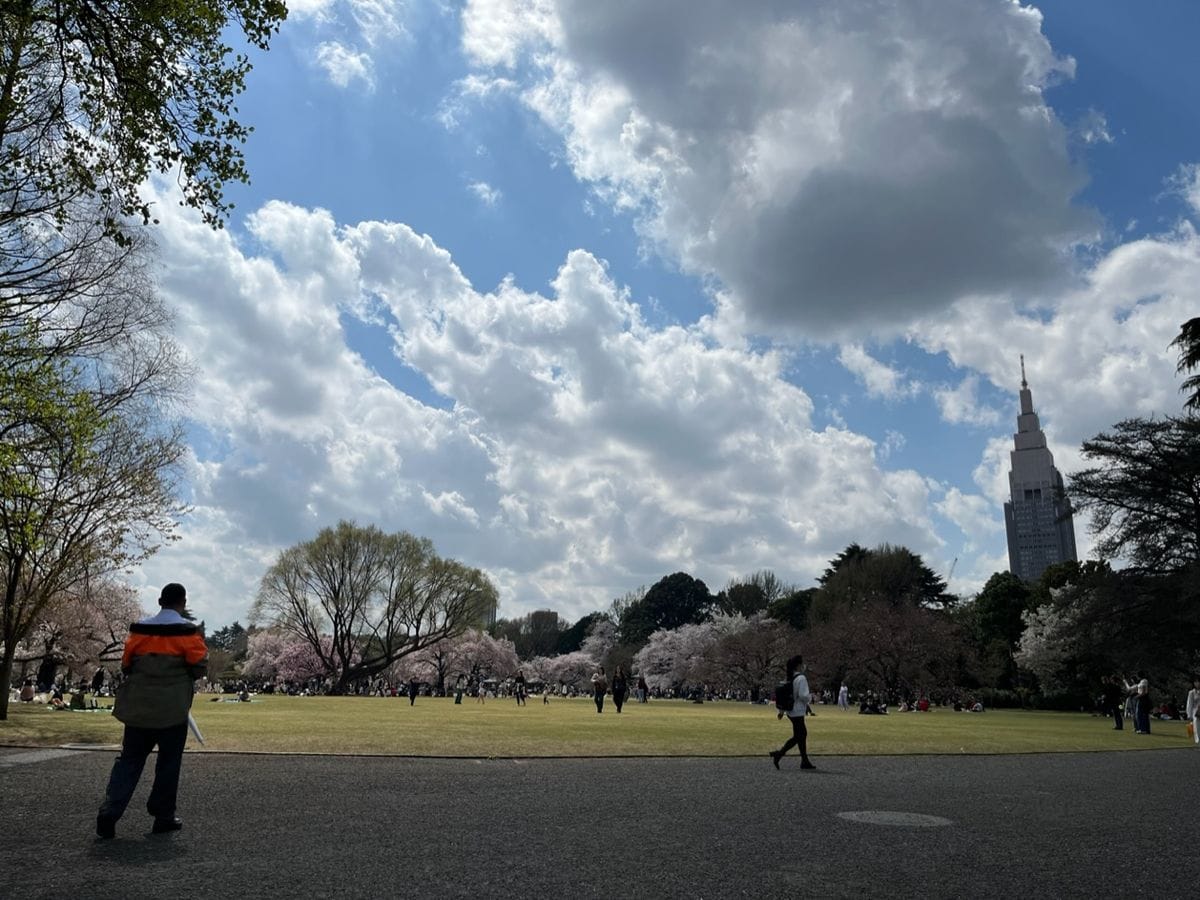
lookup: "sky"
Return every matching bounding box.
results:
[129,0,1200,628]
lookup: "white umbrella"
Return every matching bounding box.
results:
[187,712,205,746]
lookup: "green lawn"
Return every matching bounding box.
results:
[1,695,1193,757]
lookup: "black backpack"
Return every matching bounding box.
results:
[774,679,794,712]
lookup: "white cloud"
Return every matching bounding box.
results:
[937,486,1003,544]
[917,224,1199,452]
[933,484,1005,596]
[119,4,1200,627]
[438,74,518,129]
[292,0,410,88]
[468,180,502,206]
[461,0,560,68]
[346,0,409,45]
[837,344,919,400]
[315,41,376,90]
[460,0,1096,337]
[292,0,409,42]
[1169,163,1200,216]
[937,225,1200,570]
[284,0,338,17]
[1075,108,1113,145]
[933,375,1003,427]
[972,435,1012,508]
[879,430,906,461]
[136,192,958,627]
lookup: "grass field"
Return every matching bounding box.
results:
[3,695,1195,757]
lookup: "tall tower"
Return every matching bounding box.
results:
[1004,357,1077,581]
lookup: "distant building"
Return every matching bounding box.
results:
[1004,358,1077,581]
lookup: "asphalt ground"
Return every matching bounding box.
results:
[0,744,1195,899]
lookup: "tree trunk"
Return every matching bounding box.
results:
[36,658,58,689]
[0,644,16,720]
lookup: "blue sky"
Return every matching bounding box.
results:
[133,1,1200,628]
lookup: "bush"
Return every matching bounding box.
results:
[973,688,1024,709]
[1035,690,1092,712]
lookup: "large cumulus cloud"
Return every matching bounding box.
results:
[460,0,1096,336]
[135,193,954,625]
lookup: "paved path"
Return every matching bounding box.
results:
[1,746,1195,898]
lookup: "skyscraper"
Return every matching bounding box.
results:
[1004,358,1077,581]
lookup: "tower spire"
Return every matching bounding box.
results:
[1005,354,1077,581]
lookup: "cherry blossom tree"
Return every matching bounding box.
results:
[533,650,597,689]
[1013,598,1083,695]
[241,629,296,682]
[276,638,337,684]
[451,629,519,684]
[242,629,358,687]
[13,577,141,685]
[580,618,617,662]
[633,621,724,691]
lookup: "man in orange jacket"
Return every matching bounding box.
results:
[96,583,208,839]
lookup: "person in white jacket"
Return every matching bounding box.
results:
[770,655,816,770]
[1187,678,1200,745]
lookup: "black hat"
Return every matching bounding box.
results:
[159,583,187,606]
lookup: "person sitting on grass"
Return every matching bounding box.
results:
[858,691,884,714]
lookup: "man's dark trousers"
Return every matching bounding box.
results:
[99,721,188,821]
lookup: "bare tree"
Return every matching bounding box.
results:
[802,600,964,698]
[252,522,498,693]
[706,614,799,696]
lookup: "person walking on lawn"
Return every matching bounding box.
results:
[96,583,208,839]
[1187,677,1200,745]
[591,666,608,714]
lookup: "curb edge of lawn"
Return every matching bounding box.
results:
[0,742,1195,760]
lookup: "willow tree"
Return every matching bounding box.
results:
[252,523,499,694]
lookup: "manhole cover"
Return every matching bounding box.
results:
[837,811,952,827]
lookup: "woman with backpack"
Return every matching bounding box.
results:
[769,655,816,770]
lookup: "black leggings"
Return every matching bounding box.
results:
[779,715,809,760]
